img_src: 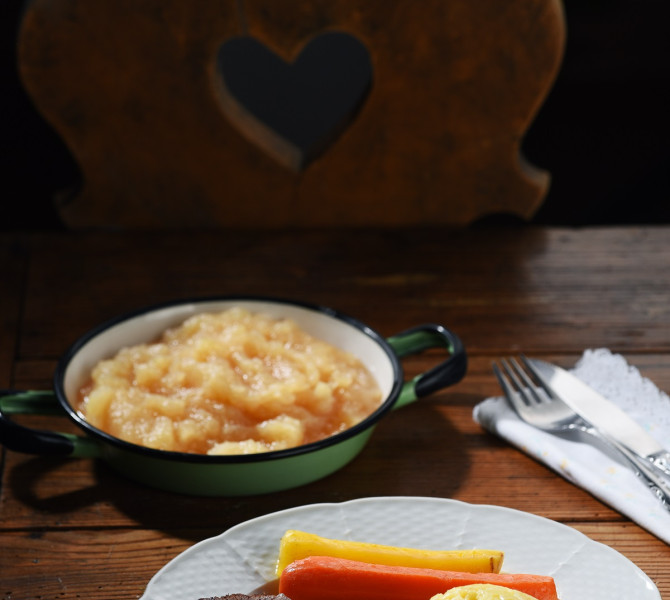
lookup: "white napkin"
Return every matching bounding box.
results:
[473,348,670,545]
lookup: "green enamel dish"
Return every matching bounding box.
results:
[0,296,466,496]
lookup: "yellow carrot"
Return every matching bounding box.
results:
[275,530,503,576]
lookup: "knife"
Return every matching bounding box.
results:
[526,357,670,479]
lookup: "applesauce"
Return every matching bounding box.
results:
[76,308,383,455]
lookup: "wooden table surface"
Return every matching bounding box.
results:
[1,226,669,599]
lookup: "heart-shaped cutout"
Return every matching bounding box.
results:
[216,31,372,171]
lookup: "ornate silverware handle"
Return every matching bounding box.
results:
[610,443,670,509]
[650,451,670,478]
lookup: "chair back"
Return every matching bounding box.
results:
[18,0,565,228]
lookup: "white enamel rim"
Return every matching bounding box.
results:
[53,297,403,463]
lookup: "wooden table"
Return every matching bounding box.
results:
[1,226,669,598]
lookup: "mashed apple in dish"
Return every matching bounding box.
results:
[76,308,382,455]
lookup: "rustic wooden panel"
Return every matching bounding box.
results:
[18,0,565,228]
[0,237,27,387]
[2,228,670,600]
[0,529,192,600]
[15,227,670,360]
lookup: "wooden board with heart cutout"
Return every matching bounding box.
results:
[18,0,565,228]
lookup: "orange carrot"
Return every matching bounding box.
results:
[279,556,559,600]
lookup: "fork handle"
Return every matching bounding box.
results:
[605,435,670,509]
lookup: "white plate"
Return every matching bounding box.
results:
[141,496,659,600]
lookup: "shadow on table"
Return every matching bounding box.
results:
[6,403,468,540]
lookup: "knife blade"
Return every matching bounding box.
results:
[526,357,670,478]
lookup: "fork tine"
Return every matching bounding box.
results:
[500,357,535,405]
[493,359,530,417]
[519,355,556,400]
[492,362,515,399]
[507,357,546,404]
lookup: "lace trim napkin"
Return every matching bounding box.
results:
[473,348,670,545]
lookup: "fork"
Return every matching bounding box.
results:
[493,356,670,510]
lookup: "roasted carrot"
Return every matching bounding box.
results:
[279,556,559,600]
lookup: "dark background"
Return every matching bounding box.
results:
[2,0,669,231]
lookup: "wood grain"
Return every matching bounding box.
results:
[1,226,669,599]
[15,227,670,358]
[0,237,26,387]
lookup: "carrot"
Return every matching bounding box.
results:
[279,556,559,600]
[275,530,504,575]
